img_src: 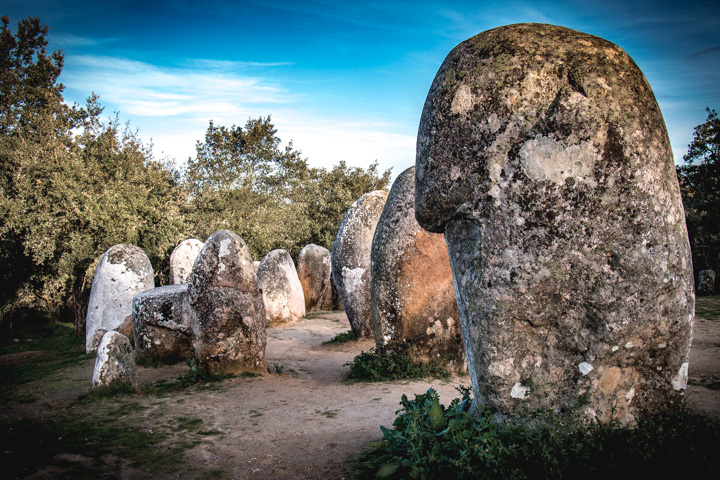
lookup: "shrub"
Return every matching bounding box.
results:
[345,348,450,382]
[354,387,720,479]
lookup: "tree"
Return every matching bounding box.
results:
[0,16,188,334]
[184,118,391,261]
[677,107,720,290]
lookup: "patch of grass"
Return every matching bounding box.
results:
[248,409,264,418]
[695,295,720,319]
[175,416,204,432]
[315,409,339,418]
[323,329,357,344]
[353,387,720,479]
[345,348,450,382]
[305,309,333,319]
[79,380,138,403]
[0,322,90,402]
[0,414,183,479]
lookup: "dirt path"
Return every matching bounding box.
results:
[3,308,719,479]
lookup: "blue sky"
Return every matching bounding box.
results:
[5,0,719,179]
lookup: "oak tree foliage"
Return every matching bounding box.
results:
[677,107,720,290]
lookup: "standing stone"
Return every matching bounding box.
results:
[257,249,306,325]
[85,244,154,354]
[252,261,261,277]
[188,230,266,375]
[92,331,138,388]
[132,284,194,361]
[331,190,388,337]
[415,24,694,424]
[371,167,465,372]
[698,269,716,296]
[296,244,333,311]
[170,238,204,284]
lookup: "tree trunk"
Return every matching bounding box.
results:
[72,272,87,338]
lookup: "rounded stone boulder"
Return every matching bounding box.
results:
[257,249,306,326]
[132,284,194,361]
[170,238,204,284]
[415,24,694,423]
[698,269,716,296]
[92,331,138,388]
[85,244,154,353]
[188,230,267,375]
[296,244,333,311]
[371,167,465,372]
[331,190,388,337]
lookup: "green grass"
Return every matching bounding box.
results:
[345,348,450,382]
[353,387,720,480]
[695,295,720,319]
[323,329,357,344]
[0,322,90,403]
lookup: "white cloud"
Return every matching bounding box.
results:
[59,54,417,178]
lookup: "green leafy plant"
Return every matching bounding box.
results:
[177,351,211,387]
[345,348,450,382]
[322,329,357,344]
[354,387,720,479]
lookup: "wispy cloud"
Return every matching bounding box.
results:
[59,53,416,175]
[62,54,291,117]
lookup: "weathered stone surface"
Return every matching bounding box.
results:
[132,284,194,361]
[257,249,306,325]
[188,230,266,375]
[252,261,261,277]
[698,269,716,296]
[296,244,333,311]
[92,331,138,388]
[371,167,465,372]
[331,190,388,337]
[415,24,694,423]
[170,238,204,284]
[85,244,154,354]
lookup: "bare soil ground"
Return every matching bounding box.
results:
[2,304,719,480]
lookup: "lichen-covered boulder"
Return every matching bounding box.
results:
[331,190,388,337]
[132,284,194,361]
[257,249,306,325]
[92,331,138,388]
[170,238,204,284]
[296,244,333,311]
[85,244,154,354]
[698,269,716,296]
[415,24,694,423]
[188,230,266,375]
[371,167,465,372]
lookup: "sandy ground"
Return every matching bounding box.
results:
[3,308,719,479]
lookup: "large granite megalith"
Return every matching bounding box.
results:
[371,167,465,372]
[331,190,388,337]
[85,244,154,353]
[188,230,267,375]
[296,244,333,311]
[170,238,204,284]
[132,284,194,361]
[257,249,306,325]
[415,24,694,423]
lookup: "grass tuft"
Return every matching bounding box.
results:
[345,348,450,382]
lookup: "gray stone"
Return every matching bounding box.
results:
[170,238,204,284]
[252,260,261,277]
[415,24,694,424]
[257,249,306,325]
[132,284,194,361]
[331,190,388,337]
[85,244,154,354]
[92,331,138,388]
[188,230,266,375]
[296,244,333,311]
[371,167,465,372]
[698,269,716,296]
